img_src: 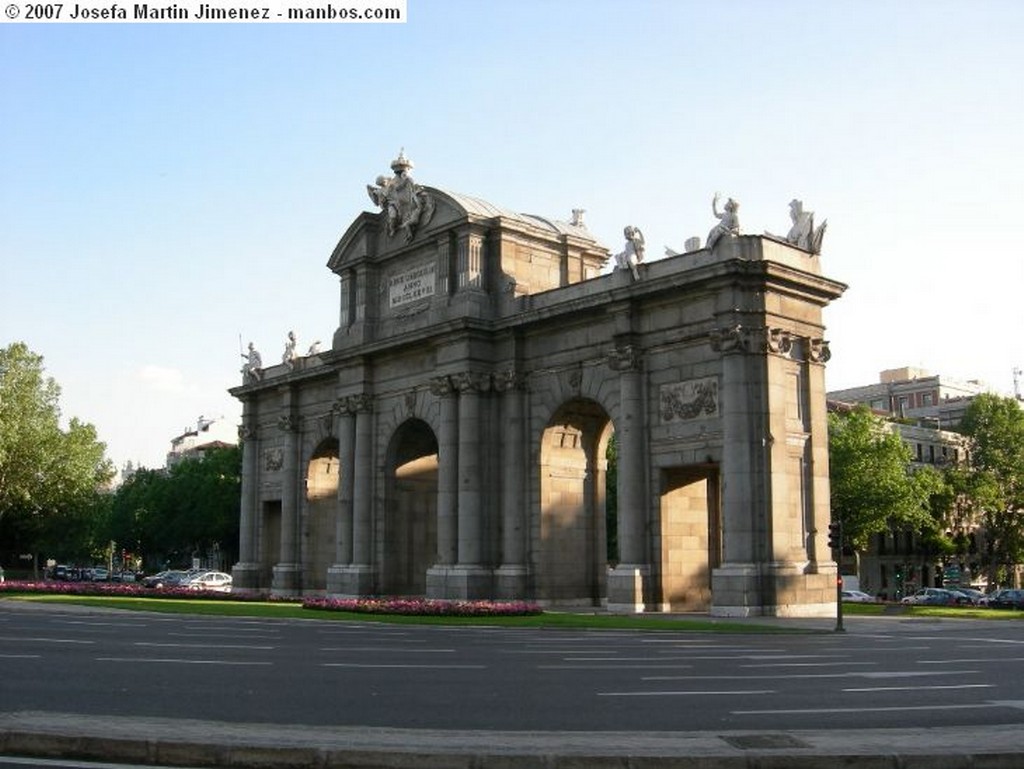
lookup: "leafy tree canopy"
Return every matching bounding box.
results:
[828,405,937,551]
[0,342,113,563]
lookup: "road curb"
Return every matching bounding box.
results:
[3,714,1024,769]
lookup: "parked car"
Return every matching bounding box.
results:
[841,590,876,603]
[185,571,233,593]
[900,587,966,606]
[90,567,110,582]
[949,587,985,605]
[988,589,1024,610]
[141,570,187,589]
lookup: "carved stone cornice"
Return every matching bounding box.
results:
[333,394,374,415]
[709,324,752,353]
[804,337,832,363]
[429,375,455,397]
[764,327,794,357]
[607,344,642,372]
[492,369,526,393]
[450,371,491,394]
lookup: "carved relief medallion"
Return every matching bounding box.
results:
[660,377,720,423]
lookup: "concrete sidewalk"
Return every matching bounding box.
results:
[2,711,1022,768]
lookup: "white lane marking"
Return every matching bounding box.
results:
[0,636,94,644]
[734,703,1005,715]
[540,664,695,670]
[741,661,878,668]
[842,684,994,692]
[96,657,271,665]
[0,653,41,659]
[319,647,453,653]
[919,657,1024,664]
[321,663,485,669]
[644,669,977,681]
[135,642,275,650]
[600,689,774,697]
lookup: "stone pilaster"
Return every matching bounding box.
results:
[494,369,528,599]
[271,405,302,597]
[327,393,375,596]
[426,375,460,598]
[231,401,262,593]
[326,398,356,594]
[607,343,649,613]
[441,371,492,598]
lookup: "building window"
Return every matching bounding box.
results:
[923,393,934,407]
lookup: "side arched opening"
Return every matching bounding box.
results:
[305,438,340,591]
[538,399,613,606]
[383,419,439,595]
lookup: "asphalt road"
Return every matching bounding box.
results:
[2,603,1023,734]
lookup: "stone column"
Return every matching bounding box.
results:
[804,338,836,573]
[495,370,527,598]
[448,371,492,598]
[708,325,762,616]
[426,376,458,598]
[231,400,261,593]
[271,407,302,597]
[606,344,649,612]
[352,394,375,578]
[326,399,355,594]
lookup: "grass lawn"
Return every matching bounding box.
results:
[3,592,1018,630]
[0,593,815,632]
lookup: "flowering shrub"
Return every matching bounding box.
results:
[0,580,267,602]
[0,581,542,616]
[303,596,542,616]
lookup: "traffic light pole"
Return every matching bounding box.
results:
[829,521,845,633]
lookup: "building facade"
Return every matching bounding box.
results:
[827,366,995,429]
[230,157,847,616]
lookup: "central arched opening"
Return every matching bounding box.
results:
[383,418,438,595]
[538,398,613,606]
[304,438,339,591]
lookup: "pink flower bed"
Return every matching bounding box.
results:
[303,596,542,616]
[0,581,542,616]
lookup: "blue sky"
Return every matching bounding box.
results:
[2,0,1022,471]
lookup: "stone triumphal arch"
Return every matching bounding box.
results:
[231,152,846,616]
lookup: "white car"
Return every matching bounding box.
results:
[841,589,875,603]
[186,571,233,592]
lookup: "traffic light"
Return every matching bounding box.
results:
[827,522,842,550]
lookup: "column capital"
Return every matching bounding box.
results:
[709,324,753,353]
[803,337,832,363]
[763,327,795,357]
[429,375,455,397]
[277,414,299,433]
[451,371,491,393]
[492,369,526,393]
[335,393,374,415]
[607,344,642,372]
[238,424,258,443]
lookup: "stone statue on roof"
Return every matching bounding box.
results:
[614,225,645,280]
[241,342,262,383]
[779,198,827,254]
[282,331,298,371]
[707,193,740,251]
[366,149,435,243]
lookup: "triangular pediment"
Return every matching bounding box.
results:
[327,212,380,273]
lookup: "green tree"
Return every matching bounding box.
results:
[828,405,937,552]
[105,445,241,570]
[0,342,113,571]
[958,394,1024,586]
